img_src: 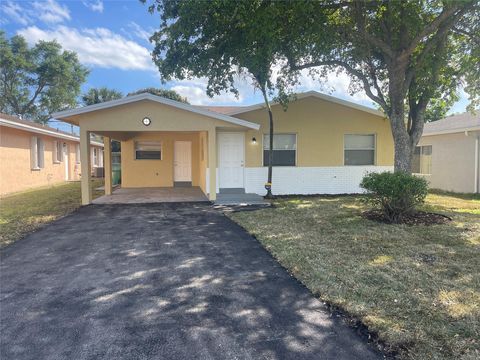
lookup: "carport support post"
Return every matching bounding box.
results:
[103,136,112,196]
[208,128,217,201]
[80,127,92,205]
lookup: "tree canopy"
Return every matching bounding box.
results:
[0,31,88,124]
[280,0,479,171]
[142,0,479,173]
[143,0,298,196]
[127,87,189,103]
[82,87,123,106]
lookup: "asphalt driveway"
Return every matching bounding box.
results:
[1,203,382,360]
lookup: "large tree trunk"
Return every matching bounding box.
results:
[389,108,414,173]
[266,106,274,198]
[393,136,414,173]
[260,87,274,199]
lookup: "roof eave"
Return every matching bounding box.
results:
[0,117,104,146]
[226,90,384,117]
[423,126,480,136]
[52,93,260,130]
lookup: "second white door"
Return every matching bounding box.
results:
[218,132,245,188]
[174,141,192,182]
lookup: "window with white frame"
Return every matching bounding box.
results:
[92,148,99,167]
[412,145,432,174]
[75,144,80,164]
[53,140,63,163]
[135,141,162,160]
[263,134,296,166]
[30,136,44,169]
[344,134,375,165]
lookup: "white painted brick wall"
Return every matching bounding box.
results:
[244,166,393,195]
[207,166,393,195]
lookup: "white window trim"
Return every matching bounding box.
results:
[53,140,63,164]
[92,147,98,167]
[30,136,43,170]
[343,133,377,166]
[261,133,298,167]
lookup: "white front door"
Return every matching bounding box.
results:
[63,143,69,181]
[174,141,192,182]
[218,132,245,188]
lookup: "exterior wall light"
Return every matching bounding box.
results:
[142,117,151,126]
[251,137,257,144]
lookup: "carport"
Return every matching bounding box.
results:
[52,93,259,205]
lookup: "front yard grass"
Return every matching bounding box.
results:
[0,180,104,248]
[229,192,479,360]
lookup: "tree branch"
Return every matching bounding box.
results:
[289,59,388,112]
[353,1,394,59]
[402,4,466,57]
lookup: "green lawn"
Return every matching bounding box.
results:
[0,180,104,248]
[229,192,479,360]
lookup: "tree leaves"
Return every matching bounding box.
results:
[0,31,88,124]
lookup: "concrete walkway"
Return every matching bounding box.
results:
[0,204,381,360]
[92,186,208,204]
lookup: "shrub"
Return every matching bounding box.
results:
[360,171,428,223]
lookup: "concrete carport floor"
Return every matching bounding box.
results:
[0,203,382,360]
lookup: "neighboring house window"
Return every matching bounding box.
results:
[412,145,432,174]
[135,141,162,160]
[53,141,63,163]
[92,148,99,167]
[30,136,44,170]
[344,134,375,165]
[263,134,297,166]
[75,144,80,164]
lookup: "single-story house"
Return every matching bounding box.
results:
[416,112,480,193]
[0,113,104,196]
[52,91,394,205]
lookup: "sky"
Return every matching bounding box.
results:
[0,0,471,132]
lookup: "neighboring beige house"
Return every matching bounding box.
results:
[0,113,104,196]
[416,112,480,193]
[52,91,394,204]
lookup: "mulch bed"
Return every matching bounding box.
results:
[363,210,452,225]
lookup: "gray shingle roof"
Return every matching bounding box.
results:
[423,112,480,135]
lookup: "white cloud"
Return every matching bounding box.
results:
[170,75,257,105]
[1,1,31,25]
[82,0,104,13]
[128,21,152,42]
[2,0,70,25]
[33,0,70,24]
[17,26,155,71]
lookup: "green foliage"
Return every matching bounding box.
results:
[279,1,479,171]
[0,31,88,123]
[82,87,123,106]
[127,87,188,103]
[360,172,428,223]
[143,0,301,196]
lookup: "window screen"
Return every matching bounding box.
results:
[263,134,296,166]
[412,145,432,174]
[30,137,44,169]
[135,141,162,160]
[344,134,375,165]
[53,141,63,163]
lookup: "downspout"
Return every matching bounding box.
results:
[475,135,479,194]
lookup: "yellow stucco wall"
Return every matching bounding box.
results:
[72,100,241,133]
[121,132,202,188]
[418,131,479,193]
[0,126,102,195]
[236,96,394,167]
